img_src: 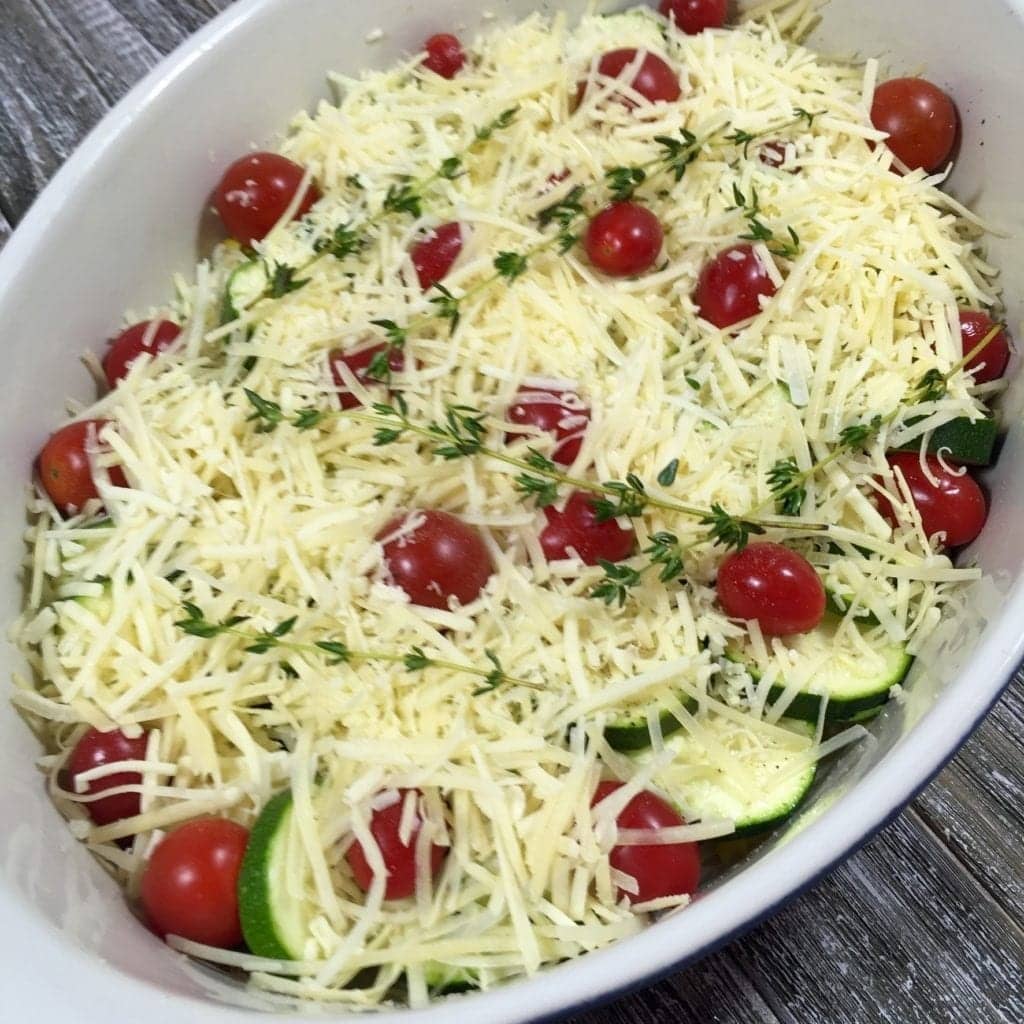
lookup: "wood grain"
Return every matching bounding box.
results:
[1,2,1021,1022]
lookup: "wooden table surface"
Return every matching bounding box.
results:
[2,2,1022,1021]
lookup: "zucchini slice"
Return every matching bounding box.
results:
[604,695,698,751]
[635,714,818,837]
[238,790,318,960]
[727,617,912,723]
[220,259,268,324]
[896,416,997,466]
[422,962,480,994]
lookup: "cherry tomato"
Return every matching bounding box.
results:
[717,542,826,637]
[329,343,410,410]
[140,818,249,947]
[585,202,664,277]
[411,222,464,291]
[422,33,466,78]
[66,727,148,826]
[593,780,700,903]
[959,310,1011,385]
[659,0,728,34]
[694,244,778,329]
[879,453,987,548]
[379,510,494,609]
[870,78,959,174]
[213,152,320,246]
[759,141,790,169]
[38,420,128,517]
[103,320,181,389]
[506,387,590,466]
[346,789,447,900]
[579,49,681,108]
[540,491,636,565]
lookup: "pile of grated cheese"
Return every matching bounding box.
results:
[10,0,999,1006]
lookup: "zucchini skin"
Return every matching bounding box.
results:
[896,416,997,466]
[604,696,699,751]
[237,789,298,960]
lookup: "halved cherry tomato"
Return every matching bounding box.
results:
[66,727,149,826]
[506,387,590,466]
[659,0,727,34]
[37,420,128,517]
[694,244,777,329]
[959,310,1011,385]
[540,491,636,565]
[329,343,410,410]
[423,33,466,78]
[585,202,664,277]
[593,780,700,903]
[379,510,494,609]
[411,222,464,291]
[346,789,447,900]
[717,542,826,636]
[213,152,320,246]
[140,818,249,947]
[103,320,181,388]
[578,49,681,108]
[879,453,987,548]
[870,78,959,174]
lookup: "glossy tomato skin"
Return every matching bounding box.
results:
[103,320,181,388]
[540,491,636,565]
[411,222,464,291]
[870,78,959,174]
[659,0,727,34]
[880,453,987,548]
[717,542,826,637]
[581,49,681,107]
[213,152,320,246]
[506,387,590,466]
[329,344,410,410]
[959,310,1011,385]
[422,33,466,78]
[66,727,149,826]
[593,780,700,903]
[585,202,664,277]
[379,510,494,609]
[38,419,128,517]
[346,789,447,900]
[140,818,249,947]
[694,244,778,329]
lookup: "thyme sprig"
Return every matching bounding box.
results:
[174,602,539,695]
[762,322,1005,517]
[726,107,821,159]
[589,531,688,606]
[728,183,801,258]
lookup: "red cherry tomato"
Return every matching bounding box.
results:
[593,781,700,903]
[213,152,321,246]
[103,320,181,389]
[140,818,249,947]
[585,202,664,278]
[66,727,148,826]
[37,420,128,517]
[540,491,636,565]
[870,78,959,174]
[329,343,410,410]
[379,510,494,609]
[959,310,1011,385]
[346,789,447,900]
[579,49,681,108]
[411,222,464,291]
[879,453,987,548]
[758,141,790,169]
[717,542,826,637]
[659,0,728,34]
[694,244,778,329]
[422,33,466,78]
[506,387,590,466]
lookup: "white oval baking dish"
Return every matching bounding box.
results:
[1,1,1022,1021]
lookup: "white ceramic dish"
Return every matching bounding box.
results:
[2,1,1023,1020]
